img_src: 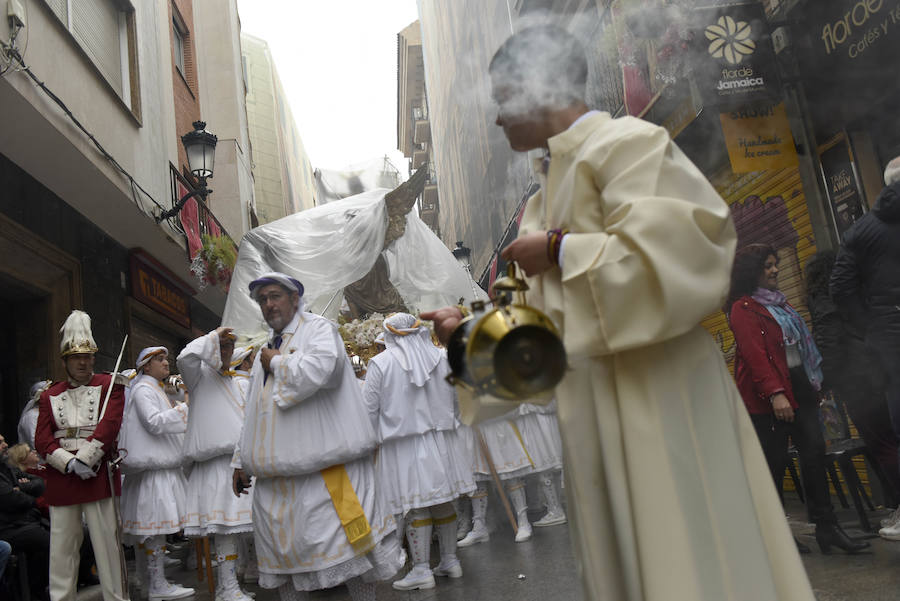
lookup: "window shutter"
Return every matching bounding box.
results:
[71,0,122,92]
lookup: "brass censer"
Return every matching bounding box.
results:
[446,263,567,400]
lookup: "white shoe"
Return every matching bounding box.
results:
[515,521,533,543]
[457,528,489,548]
[149,582,195,600]
[879,522,900,541]
[432,558,463,578]
[392,565,436,590]
[534,510,567,527]
[881,507,900,529]
[215,584,254,601]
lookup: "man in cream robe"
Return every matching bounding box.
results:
[232,273,403,601]
[425,25,814,601]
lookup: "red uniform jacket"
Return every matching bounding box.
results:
[729,296,798,415]
[35,373,125,506]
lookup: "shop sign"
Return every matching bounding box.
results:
[812,0,900,71]
[719,102,799,173]
[693,3,781,107]
[818,134,867,240]
[130,251,192,329]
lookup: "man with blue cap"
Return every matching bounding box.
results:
[232,272,403,601]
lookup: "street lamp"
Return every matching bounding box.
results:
[452,241,480,298]
[452,241,471,269]
[156,121,218,223]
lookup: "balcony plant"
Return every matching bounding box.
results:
[191,233,237,292]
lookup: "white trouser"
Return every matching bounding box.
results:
[49,497,127,601]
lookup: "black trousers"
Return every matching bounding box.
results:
[750,368,837,525]
[1,521,50,598]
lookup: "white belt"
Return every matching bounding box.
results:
[59,438,90,452]
[53,426,95,439]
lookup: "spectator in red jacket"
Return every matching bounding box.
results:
[726,244,868,555]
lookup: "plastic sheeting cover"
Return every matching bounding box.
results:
[222,188,486,338]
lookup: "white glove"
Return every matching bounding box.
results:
[66,458,97,480]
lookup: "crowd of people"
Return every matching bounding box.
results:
[0,275,569,601]
[2,23,899,601]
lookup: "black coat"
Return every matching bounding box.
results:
[0,460,44,537]
[830,180,900,347]
[807,289,883,391]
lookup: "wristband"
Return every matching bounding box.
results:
[546,228,569,266]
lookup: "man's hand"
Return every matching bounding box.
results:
[260,347,281,373]
[232,468,251,497]
[771,393,795,423]
[66,459,97,480]
[420,307,464,346]
[501,231,554,277]
[215,326,234,341]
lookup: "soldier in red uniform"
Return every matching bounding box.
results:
[35,310,129,601]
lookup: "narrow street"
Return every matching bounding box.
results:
[72,496,900,601]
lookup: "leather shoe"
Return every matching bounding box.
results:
[815,522,870,554]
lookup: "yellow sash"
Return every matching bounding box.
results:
[320,464,374,555]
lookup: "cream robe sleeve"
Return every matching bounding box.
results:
[177,331,222,391]
[132,383,188,435]
[268,318,342,409]
[361,360,383,437]
[560,120,736,355]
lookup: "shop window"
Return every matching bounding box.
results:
[42,0,141,118]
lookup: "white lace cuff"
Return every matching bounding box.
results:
[74,438,105,468]
[48,447,76,473]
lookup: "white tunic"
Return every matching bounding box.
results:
[177,331,254,536]
[465,417,534,482]
[510,400,563,474]
[234,311,402,590]
[119,374,189,541]
[363,350,475,514]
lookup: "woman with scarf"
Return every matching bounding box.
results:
[727,244,868,555]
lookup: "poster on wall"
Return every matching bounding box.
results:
[818,133,868,240]
[719,102,799,172]
[692,2,781,107]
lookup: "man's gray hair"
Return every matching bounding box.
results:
[885,156,900,186]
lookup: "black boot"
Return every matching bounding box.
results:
[815,522,870,554]
[794,537,811,554]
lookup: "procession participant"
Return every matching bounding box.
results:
[18,380,52,448]
[177,328,255,601]
[231,346,255,399]
[230,345,259,585]
[363,313,474,591]
[512,400,567,527]
[34,310,130,601]
[423,25,814,601]
[457,417,534,547]
[231,272,403,601]
[119,347,193,601]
